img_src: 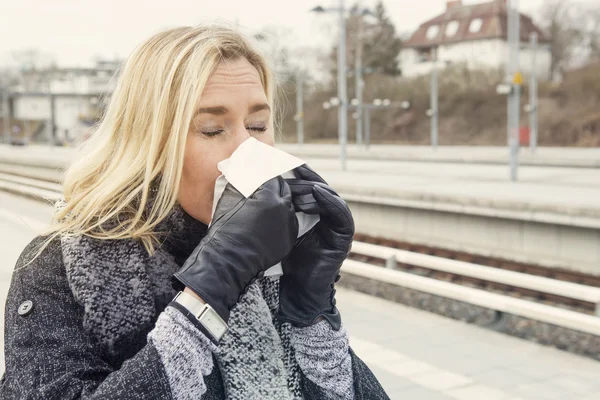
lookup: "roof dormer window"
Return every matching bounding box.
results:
[469,18,483,33]
[445,21,459,37]
[426,25,440,40]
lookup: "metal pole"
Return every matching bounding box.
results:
[2,90,9,144]
[355,13,364,146]
[431,46,439,150]
[296,72,304,144]
[513,1,521,182]
[337,0,348,171]
[50,94,56,145]
[529,32,538,153]
[365,107,371,149]
[75,75,82,146]
[507,0,520,182]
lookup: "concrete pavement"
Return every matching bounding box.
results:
[307,158,600,219]
[2,191,600,399]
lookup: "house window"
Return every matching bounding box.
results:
[426,25,440,40]
[417,48,433,63]
[469,18,483,33]
[445,21,459,37]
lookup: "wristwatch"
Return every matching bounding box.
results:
[172,291,229,343]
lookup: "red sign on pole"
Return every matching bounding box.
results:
[519,126,530,146]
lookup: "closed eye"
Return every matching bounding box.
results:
[201,129,224,137]
[248,126,267,133]
[201,126,266,137]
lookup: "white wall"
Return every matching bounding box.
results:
[399,48,420,75]
[17,72,115,95]
[440,39,505,69]
[14,96,50,120]
[54,97,86,136]
[400,39,551,80]
[13,95,93,141]
[400,48,448,77]
[49,74,114,94]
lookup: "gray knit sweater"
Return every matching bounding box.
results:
[150,286,354,399]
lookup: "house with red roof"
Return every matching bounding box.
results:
[399,0,551,80]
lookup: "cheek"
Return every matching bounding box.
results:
[181,154,218,193]
[256,130,275,146]
[181,136,225,188]
[179,139,223,222]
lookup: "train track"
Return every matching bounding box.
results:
[352,233,600,315]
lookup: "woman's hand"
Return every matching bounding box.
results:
[277,165,354,330]
[173,177,298,323]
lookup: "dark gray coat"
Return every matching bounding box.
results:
[1,236,389,399]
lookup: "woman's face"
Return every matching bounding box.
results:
[179,57,274,224]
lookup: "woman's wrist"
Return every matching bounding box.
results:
[183,287,206,304]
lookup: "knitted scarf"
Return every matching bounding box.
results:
[58,201,302,399]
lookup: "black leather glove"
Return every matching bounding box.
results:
[277,165,354,331]
[173,177,298,323]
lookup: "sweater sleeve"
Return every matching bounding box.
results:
[148,306,217,399]
[0,238,221,400]
[290,321,354,400]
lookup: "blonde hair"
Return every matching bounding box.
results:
[26,25,277,267]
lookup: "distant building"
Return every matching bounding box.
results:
[399,0,551,80]
[9,60,120,144]
[15,60,119,94]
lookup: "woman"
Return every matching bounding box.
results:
[0,25,389,399]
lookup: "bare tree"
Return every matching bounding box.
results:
[326,0,402,81]
[361,1,403,76]
[11,48,56,71]
[581,6,600,62]
[539,0,583,80]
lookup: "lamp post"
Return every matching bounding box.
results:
[350,7,374,147]
[528,32,538,153]
[430,46,439,150]
[312,1,348,171]
[507,0,521,182]
[2,89,9,144]
[295,71,304,144]
[355,12,364,146]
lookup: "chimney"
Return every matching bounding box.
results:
[446,0,462,10]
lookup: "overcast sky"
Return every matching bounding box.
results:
[0,0,586,68]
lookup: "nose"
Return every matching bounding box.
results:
[231,124,251,149]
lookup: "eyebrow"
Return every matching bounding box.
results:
[195,103,271,116]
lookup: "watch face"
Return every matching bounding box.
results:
[202,309,228,339]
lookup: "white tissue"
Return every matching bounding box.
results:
[211,138,320,277]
